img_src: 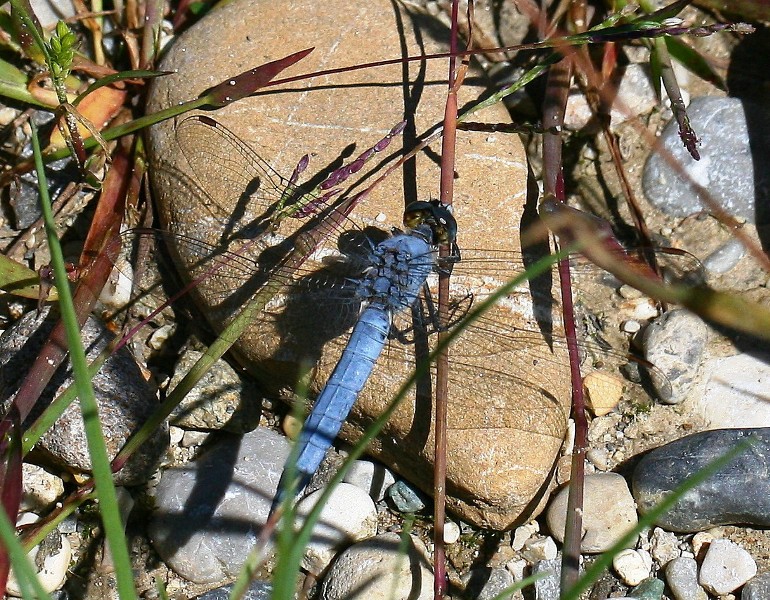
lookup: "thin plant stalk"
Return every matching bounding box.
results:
[31,123,137,600]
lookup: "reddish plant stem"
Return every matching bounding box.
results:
[541,51,587,595]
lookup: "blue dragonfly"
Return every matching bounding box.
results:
[143,115,691,525]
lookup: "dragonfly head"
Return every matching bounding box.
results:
[403,200,458,247]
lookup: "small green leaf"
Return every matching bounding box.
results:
[0,254,56,300]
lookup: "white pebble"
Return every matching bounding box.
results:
[546,473,638,553]
[6,514,71,596]
[148,324,176,350]
[343,460,396,502]
[521,536,557,562]
[296,483,378,575]
[443,521,461,545]
[511,521,539,551]
[621,320,641,333]
[698,538,757,596]
[20,465,64,512]
[612,548,652,586]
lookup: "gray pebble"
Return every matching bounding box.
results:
[320,532,432,600]
[463,567,516,600]
[742,570,770,600]
[149,427,290,584]
[643,96,770,224]
[532,558,561,600]
[665,557,707,600]
[642,309,707,404]
[193,580,272,600]
[169,349,261,433]
[387,480,426,513]
[702,238,746,274]
[632,428,770,532]
[0,307,166,485]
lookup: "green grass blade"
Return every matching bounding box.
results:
[31,124,137,600]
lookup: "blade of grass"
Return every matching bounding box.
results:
[31,122,137,600]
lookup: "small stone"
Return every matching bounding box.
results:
[282,413,302,440]
[181,429,209,448]
[691,532,714,560]
[296,483,378,575]
[584,371,625,416]
[7,514,71,596]
[521,536,558,562]
[742,571,770,600]
[506,558,527,581]
[703,238,746,274]
[586,448,611,471]
[319,532,432,600]
[621,297,659,321]
[443,521,461,544]
[169,349,261,433]
[628,577,664,599]
[463,567,515,600]
[698,353,770,428]
[387,480,426,513]
[193,580,272,599]
[613,548,653,586]
[149,427,290,583]
[698,538,757,595]
[642,309,708,403]
[148,323,176,350]
[343,459,396,502]
[632,428,770,532]
[649,527,679,566]
[20,464,64,512]
[532,558,562,600]
[512,521,540,551]
[547,473,638,553]
[622,320,641,334]
[643,96,770,224]
[665,556,708,600]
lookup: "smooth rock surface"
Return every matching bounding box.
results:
[665,557,708,600]
[632,428,770,532]
[643,96,770,224]
[642,309,707,404]
[742,570,770,600]
[547,473,638,553]
[149,427,290,584]
[146,0,570,530]
[319,532,432,600]
[7,514,71,597]
[342,459,395,502]
[0,307,166,485]
[387,479,426,513]
[698,353,770,428]
[169,349,261,433]
[296,483,378,575]
[698,538,757,596]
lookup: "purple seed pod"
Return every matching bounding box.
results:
[320,170,344,190]
[289,154,310,186]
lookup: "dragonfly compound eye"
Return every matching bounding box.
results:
[403,200,458,246]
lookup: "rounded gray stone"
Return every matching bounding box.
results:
[149,427,290,584]
[665,557,707,600]
[632,428,770,532]
[643,96,770,224]
[642,309,707,404]
[0,307,166,485]
[742,571,770,600]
